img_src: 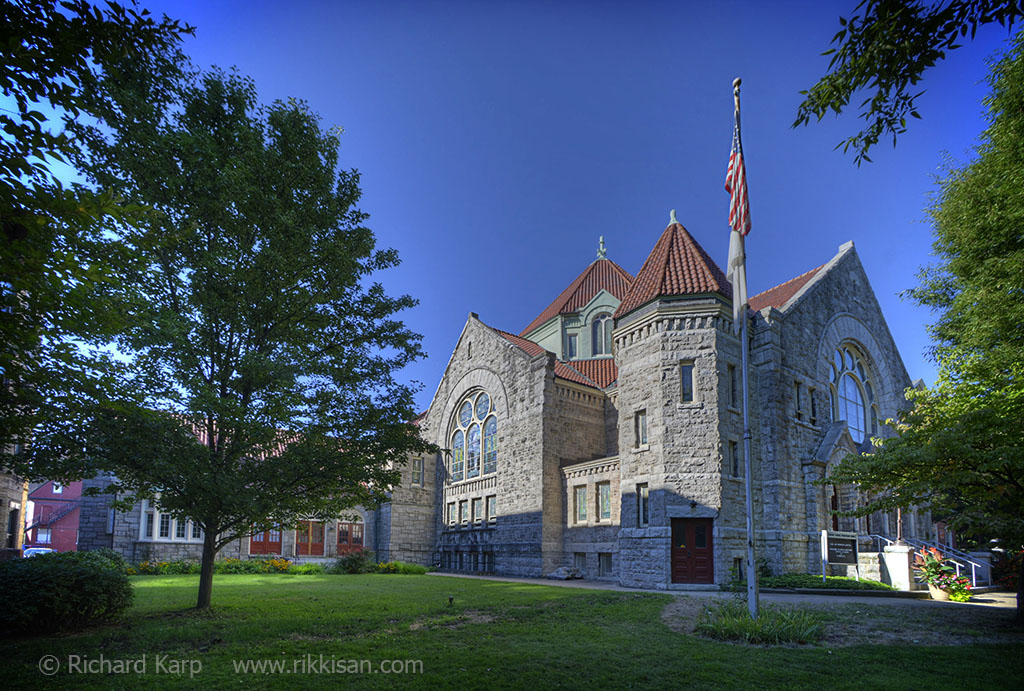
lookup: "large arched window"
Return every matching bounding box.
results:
[828,345,877,444]
[450,391,497,482]
[592,313,612,356]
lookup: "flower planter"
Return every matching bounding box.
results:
[928,584,950,601]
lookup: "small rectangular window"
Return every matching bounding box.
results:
[37,527,52,544]
[730,440,740,477]
[159,513,171,539]
[681,362,694,403]
[728,364,738,408]
[598,552,613,577]
[411,457,424,486]
[598,482,611,520]
[566,333,577,359]
[471,497,483,524]
[459,501,468,525]
[143,510,154,540]
[574,552,586,574]
[485,495,497,522]
[52,482,63,494]
[637,483,649,527]
[574,485,587,522]
[795,382,803,420]
[483,551,494,571]
[634,410,648,447]
[175,519,186,539]
[192,522,202,540]
[447,502,456,526]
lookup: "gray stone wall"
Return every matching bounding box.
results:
[1,468,27,554]
[76,474,115,551]
[562,457,620,579]
[752,244,915,576]
[423,316,550,577]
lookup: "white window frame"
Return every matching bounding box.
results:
[637,483,649,527]
[138,498,204,543]
[411,457,424,486]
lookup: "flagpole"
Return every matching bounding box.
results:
[733,77,760,620]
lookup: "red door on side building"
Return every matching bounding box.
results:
[249,526,282,555]
[296,521,324,556]
[670,518,714,583]
[336,521,364,555]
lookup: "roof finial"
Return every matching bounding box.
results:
[669,209,679,225]
[597,235,607,259]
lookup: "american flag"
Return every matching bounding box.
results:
[725,122,751,236]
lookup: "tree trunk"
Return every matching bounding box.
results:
[196,525,218,610]
[1017,554,1023,623]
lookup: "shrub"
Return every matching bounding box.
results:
[0,551,133,634]
[759,573,895,591]
[695,599,825,645]
[375,560,428,574]
[290,563,325,575]
[330,548,375,574]
[993,550,1021,589]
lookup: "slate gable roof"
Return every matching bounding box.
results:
[520,258,634,336]
[614,223,731,319]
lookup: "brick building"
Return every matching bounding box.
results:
[24,480,81,552]
[79,217,931,587]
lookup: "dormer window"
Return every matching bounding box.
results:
[592,313,612,356]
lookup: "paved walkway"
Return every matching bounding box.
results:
[427,571,1018,609]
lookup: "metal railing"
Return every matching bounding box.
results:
[863,533,990,587]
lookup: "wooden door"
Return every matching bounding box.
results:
[336,521,364,554]
[250,526,282,555]
[296,521,325,556]
[670,518,714,583]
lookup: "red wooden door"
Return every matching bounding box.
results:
[250,526,282,555]
[336,521,364,554]
[296,521,324,556]
[671,518,714,583]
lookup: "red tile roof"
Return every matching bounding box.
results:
[554,361,599,388]
[494,329,602,389]
[566,358,618,388]
[748,262,826,312]
[614,223,731,318]
[521,258,634,336]
[495,329,546,357]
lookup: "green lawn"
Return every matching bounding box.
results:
[2,574,1021,689]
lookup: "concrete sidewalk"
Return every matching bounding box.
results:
[427,571,1018,609]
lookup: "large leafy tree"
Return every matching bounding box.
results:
[1,0,190,460]
[828,30,1024,619]
[30,50,431,607]
[794,0,1023,164]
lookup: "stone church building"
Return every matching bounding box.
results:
[79,217,931,589]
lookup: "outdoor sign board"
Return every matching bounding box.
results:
[821,530,860,582]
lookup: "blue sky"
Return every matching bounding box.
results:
[138,0,1013,411]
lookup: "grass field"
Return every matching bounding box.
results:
[2,574,1022,689]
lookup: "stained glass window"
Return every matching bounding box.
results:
[829,345,876,444]
[483,416,497,474]
[467,425,481,478]
[452,430,465,482]
[459,401,473,427]
[475,392,490,419]
[449,390,498,482]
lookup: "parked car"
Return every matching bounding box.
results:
[23,547,54,558]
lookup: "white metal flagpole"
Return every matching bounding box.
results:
[726,76,759,619]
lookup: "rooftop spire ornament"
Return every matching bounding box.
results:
[670,209,679,225]
[597,236,607,259]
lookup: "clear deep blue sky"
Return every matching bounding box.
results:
[140,0,1013,411]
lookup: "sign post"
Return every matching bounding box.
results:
[821,530,859,583]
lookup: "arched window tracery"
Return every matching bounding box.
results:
[449,390,497,482]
